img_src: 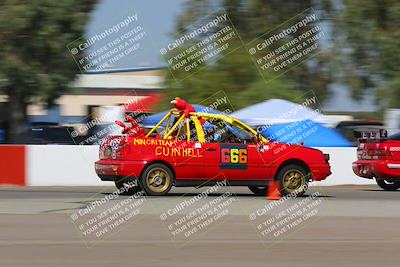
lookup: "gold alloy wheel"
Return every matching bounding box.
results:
[146,167,171,193]
[282,169,306,193]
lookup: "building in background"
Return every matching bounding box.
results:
[27,66,165,124]
[0,67,165,144]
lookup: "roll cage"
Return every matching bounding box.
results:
[145,109,268,144]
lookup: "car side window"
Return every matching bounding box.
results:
[188,120,199,142]
[203,119,255,144]
[174,118,198,142]
[203,119,226,143]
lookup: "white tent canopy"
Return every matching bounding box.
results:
[231,99,335,127]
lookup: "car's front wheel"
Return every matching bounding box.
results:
[376,178,400,191]
[140,163,174,196]
[276,164,309,197]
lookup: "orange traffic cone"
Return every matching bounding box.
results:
[267,181,281,200]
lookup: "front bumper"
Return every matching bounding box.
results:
[352,160,400,180]
[95,160,143,181]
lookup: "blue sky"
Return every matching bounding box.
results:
[85,0,376,112]
[86,0,187,68]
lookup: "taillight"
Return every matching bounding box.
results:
[100,147,112,159]
[357,147,392,160]
[373,148,391,160]
[112,138,130,159]
[99,139,110,159]
[98,136,130,160]
[356,149,363,159]
[114,145,129,159]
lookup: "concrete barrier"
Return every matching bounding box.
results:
[0,145,374,186]
[313,147,374,186]
[28,145,112,186]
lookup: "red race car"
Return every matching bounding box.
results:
[353,129,400,190]
[95,100,331,196]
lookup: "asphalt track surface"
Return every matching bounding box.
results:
[0,185,399,267]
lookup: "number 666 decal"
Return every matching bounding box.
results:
[220,145,248,170]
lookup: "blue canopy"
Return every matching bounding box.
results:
[259,120,352,147]
[140,105,223,127]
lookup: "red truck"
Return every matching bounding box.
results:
[95,104,331,196]
[353,130,400,190]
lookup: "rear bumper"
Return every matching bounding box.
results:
[310,163,331,181]
[352,160,400,180]
[95,160,143,181]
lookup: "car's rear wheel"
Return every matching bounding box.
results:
[115,178,142,195]
[140,163,173,196]
[376,178,400,191]
[277,164,309,197]
[248,186,268,196]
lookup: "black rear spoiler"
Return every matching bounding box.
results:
[357,128,388,142]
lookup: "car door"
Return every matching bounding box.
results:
[169,118,206,180]
[171,140,205,180]
[204,141,270,181]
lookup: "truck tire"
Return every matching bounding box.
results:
[376,178,400,191]
[140,163,174,196]
[276,164,309,197]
